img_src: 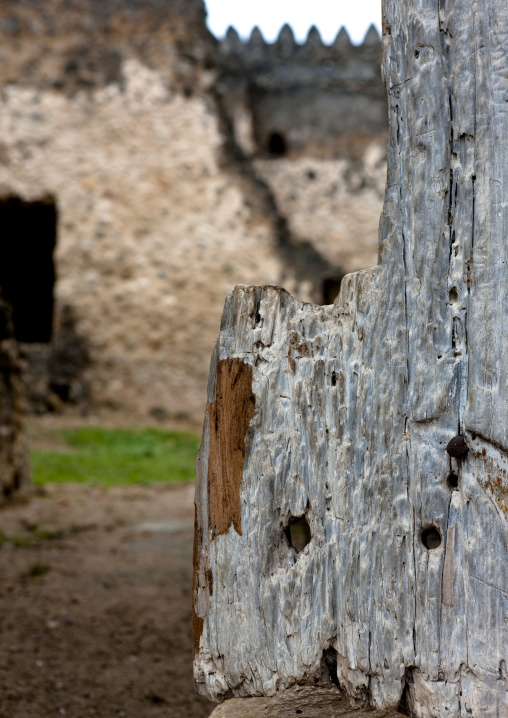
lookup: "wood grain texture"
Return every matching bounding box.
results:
[194,1,508,715]
[208,686,402,718]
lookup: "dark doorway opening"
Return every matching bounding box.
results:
[0,197,57,343]
[268,131,287,156]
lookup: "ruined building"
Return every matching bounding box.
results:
[217,23,387,301]
[218,23,386,158]
[0,1,387,425]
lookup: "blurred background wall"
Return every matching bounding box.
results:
[0,0,387,427]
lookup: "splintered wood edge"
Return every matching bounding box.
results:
[193,355,255,655]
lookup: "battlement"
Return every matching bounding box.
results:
[216,21,386,154]
[218,23,382,70]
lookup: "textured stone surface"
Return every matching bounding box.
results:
[194,0,508,714]
[254,142,386,277]
[0,298,30,500]
[0,0,387,423]
[0,62,285,421]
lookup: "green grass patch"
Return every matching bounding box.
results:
[31,427,201,487]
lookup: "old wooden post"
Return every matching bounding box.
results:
[194,0,508,715]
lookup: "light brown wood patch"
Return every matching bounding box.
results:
[208,358,255,539]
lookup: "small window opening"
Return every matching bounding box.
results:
[284,515,311,552]
[268,132,287,156]
[421,526,442,550]
[0,197,57,343]
[322,277,343,305]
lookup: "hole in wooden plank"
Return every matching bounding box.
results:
[421,526,442,550]
[397,667,414,715]
[284,515,311,553]
[447,473,459,490]
[449,286,459,304]
[321,646,340,689]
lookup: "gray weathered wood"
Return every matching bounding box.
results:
[208,685,402,718]
[194,0,508,715]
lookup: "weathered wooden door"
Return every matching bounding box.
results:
[194,0,508,715]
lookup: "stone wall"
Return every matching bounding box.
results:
[0,61,291,422]
[253,143,387,281]
[0,0,211,92]
[218,24,388,310]
[0,297,30,500]
[217,24,387,158]
[0,1,386,425]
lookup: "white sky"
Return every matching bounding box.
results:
[204,0,382,46]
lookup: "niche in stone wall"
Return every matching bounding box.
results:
[267,132,287,156]
[0,196,57,343]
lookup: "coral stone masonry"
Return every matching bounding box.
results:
[0,1,387,423]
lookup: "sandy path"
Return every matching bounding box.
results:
[0,483,214,718]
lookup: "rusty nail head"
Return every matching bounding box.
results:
[446,435,469,458]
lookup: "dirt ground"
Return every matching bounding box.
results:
[0,480,215,718]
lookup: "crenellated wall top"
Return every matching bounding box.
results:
[219,22,381,69]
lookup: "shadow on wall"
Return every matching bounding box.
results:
[214,20,386,308]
